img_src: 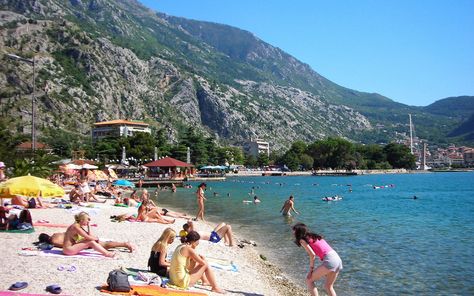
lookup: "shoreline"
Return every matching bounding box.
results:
[0,200,306,295]
[228,168,441,177]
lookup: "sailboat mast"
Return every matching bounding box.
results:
[409,114,414,154]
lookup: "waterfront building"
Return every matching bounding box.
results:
[91,119,151,142]
[244,138,270,157]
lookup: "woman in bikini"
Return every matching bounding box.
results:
[194,183,207,221]
[63,212,116,258]
[148,227,176,276]
[136,202,175,224]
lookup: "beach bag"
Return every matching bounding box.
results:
[107,269,130,292]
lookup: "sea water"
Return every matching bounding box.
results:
[152,172,474,295]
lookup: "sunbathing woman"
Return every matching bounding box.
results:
[169,231,225,294]
[63,212,116,258]
[140,189,156,207]
[137,202,175,224]
[38,232,135,252]
[148,227,176,276]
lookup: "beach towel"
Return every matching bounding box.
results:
[131,285,208,296]
[18,247,114,259]
[0,227,35,234]
[207,257,238,272]
[65,206,101,216]
[0,292,72,296]
[99,285,208,296]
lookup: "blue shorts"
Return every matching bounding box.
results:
[209,231,222,243]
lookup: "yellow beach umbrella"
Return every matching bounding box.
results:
[0,175,65,198]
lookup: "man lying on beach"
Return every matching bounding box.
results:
[12,192,52,208]
[37,232,135,252]
[180,220,234,247]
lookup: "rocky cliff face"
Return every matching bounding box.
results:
[0,0,376,150]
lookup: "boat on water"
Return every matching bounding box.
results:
[322,195,343,201]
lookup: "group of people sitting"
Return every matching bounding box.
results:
[0,206,33,231]
[68,179,110,204]
[34,210,232,294]
[147,220,234,294]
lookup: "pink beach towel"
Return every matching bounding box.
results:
[0,292,72,296]
[19,248,114,259]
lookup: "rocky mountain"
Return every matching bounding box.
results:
[0,0,472,150]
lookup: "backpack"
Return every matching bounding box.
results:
[107,269,130,292]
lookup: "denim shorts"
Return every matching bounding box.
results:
[322,250,343,272]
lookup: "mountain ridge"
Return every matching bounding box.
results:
[0,0,472,149]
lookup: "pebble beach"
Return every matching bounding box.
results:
[0,200,306,296]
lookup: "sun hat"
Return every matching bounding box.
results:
[0,162,5,168]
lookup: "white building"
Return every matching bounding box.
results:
[244,138,270,157]
[92,119,151,142]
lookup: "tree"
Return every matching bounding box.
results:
[281,151,299,171]
[383,143,416,169]
[257,152,270,167]
[308,137,354,169]
[244,154,257,168]
[299,154,314,170]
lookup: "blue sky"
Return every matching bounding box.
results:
[139,0,474,107]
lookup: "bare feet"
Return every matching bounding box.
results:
[211,287,226,294]
[126,242,136,253]
[106,251,117,258]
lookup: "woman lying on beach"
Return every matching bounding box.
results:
[148,227,176,276]
[63,212,116,258]
[38,232,135,252]
[137,202,175,224]
[293,223,342,296]
[170,231,225,294]
[181,220,234,247]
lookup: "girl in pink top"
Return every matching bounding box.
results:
[293,223,343,296]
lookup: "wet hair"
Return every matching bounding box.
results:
[38,233,51,244]
[292,222,323,247]
[198,183,206,188]
[289,195,294,200]
[180,230,200,244]
[74,211,89,223]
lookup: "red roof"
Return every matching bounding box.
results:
[16,141,50,150]
[144,157,193,168]
[93,119,149,127]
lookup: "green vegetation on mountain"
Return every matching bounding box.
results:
[0,0,472,152]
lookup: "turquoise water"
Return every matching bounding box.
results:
[152,172,474,295]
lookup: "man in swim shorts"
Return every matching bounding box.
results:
[182,220,234,246]
[280,195,299,216]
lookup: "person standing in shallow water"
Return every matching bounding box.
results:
[280,195,299,216]
[195,183,207,221]
[293,223,342,296]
